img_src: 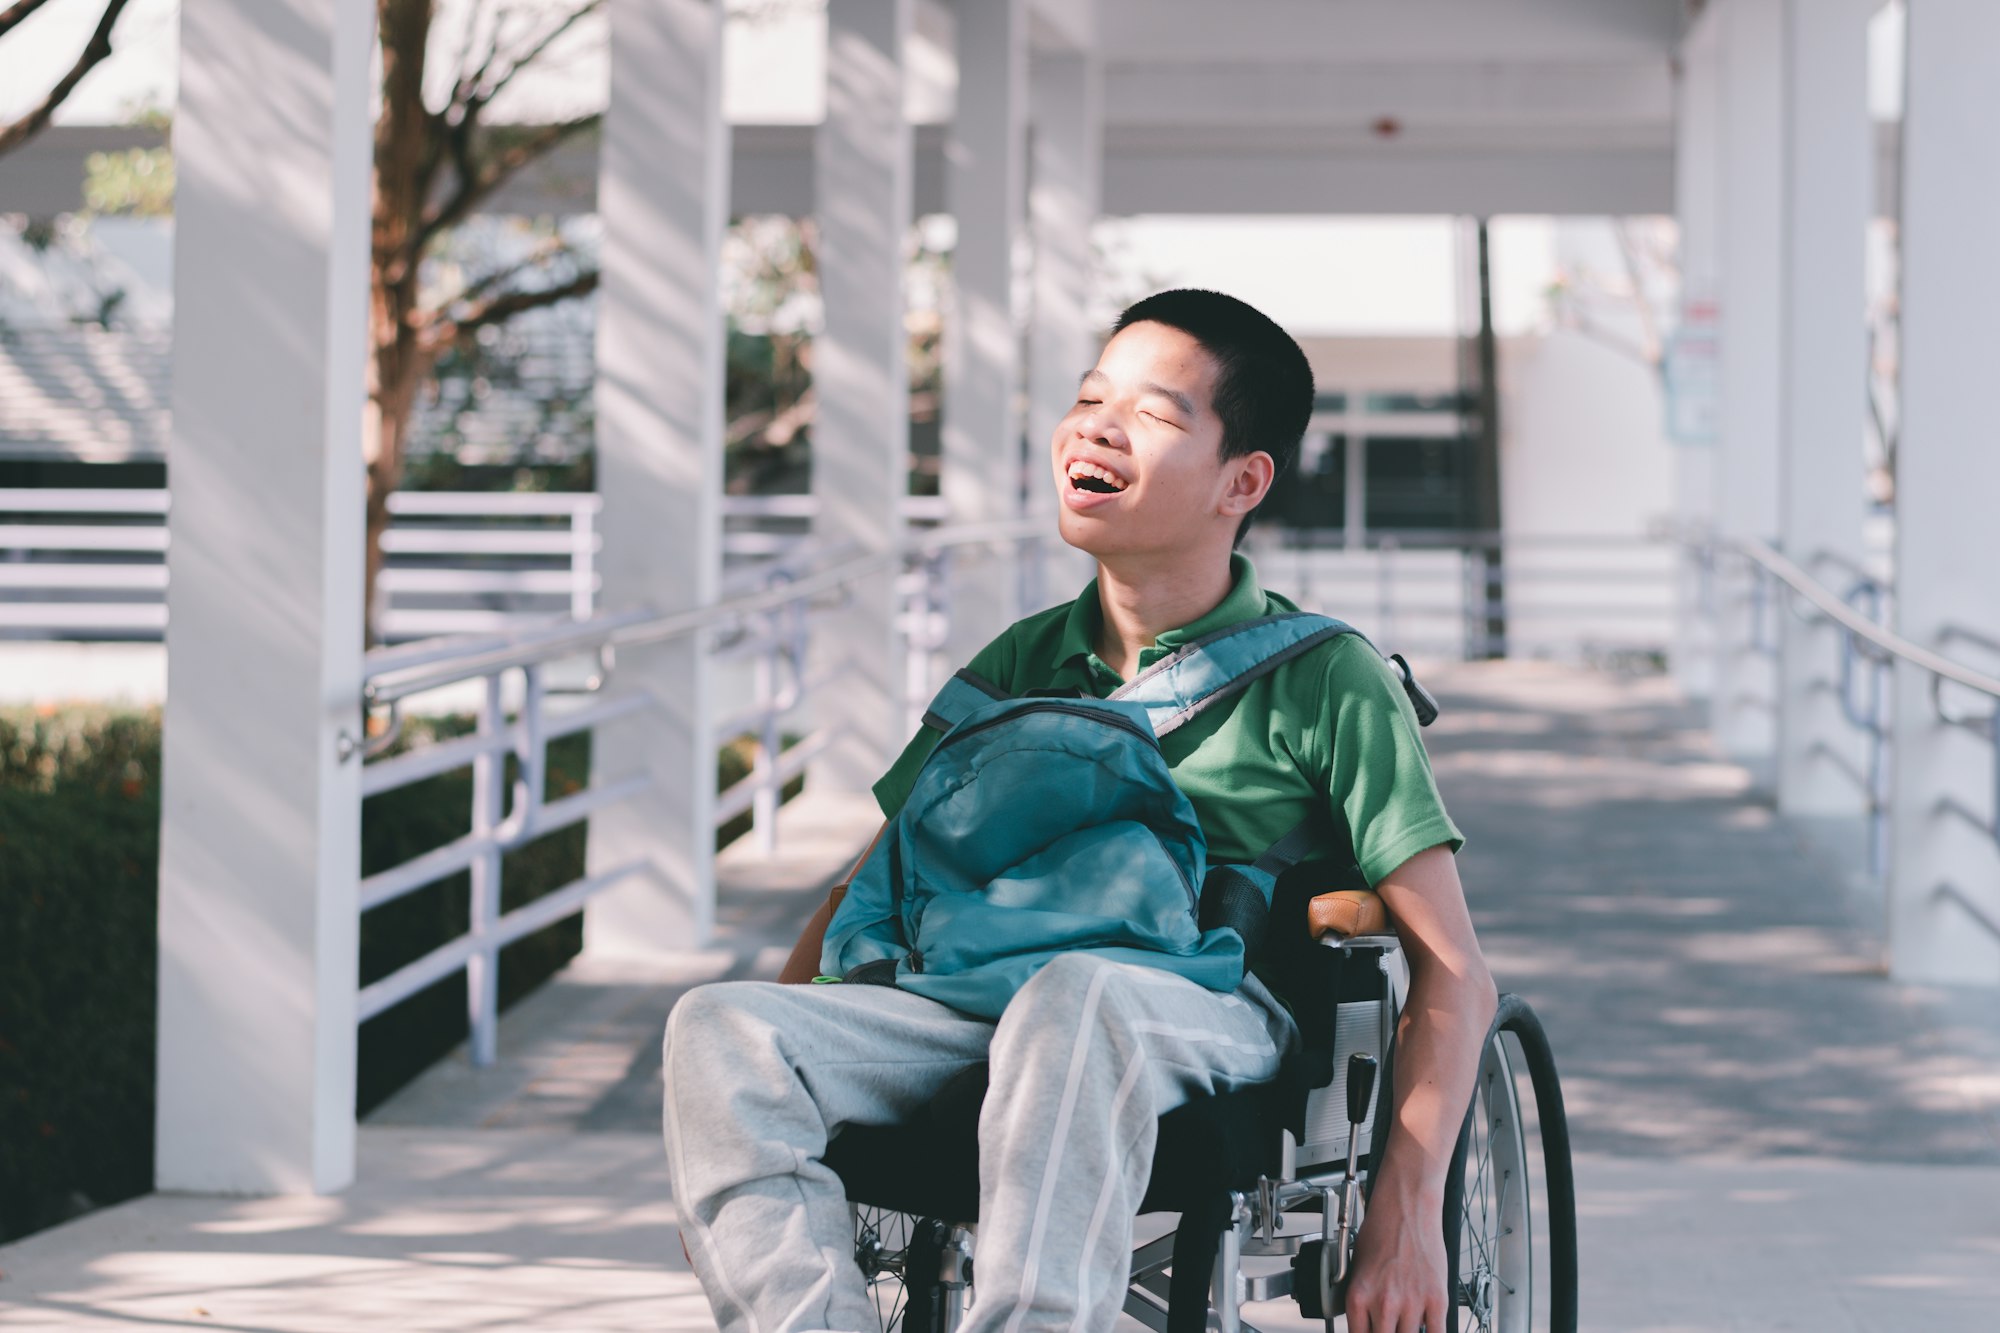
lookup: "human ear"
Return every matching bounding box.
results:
[1218,451,1276,516]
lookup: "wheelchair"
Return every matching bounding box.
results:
[825,879,1577,1333]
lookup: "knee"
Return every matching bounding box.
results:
[663,981,777,1084]
[1012,952,1143,1015]
[994,954,1143,1060]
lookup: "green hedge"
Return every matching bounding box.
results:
[0,707,794,1244]
[0,708,161,1245]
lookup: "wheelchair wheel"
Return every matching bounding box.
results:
[1442,993,1577,1333]
[851,1206,964,1332]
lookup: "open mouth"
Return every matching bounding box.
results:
[1066,459,1129,495]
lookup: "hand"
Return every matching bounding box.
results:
[1342,1183,1448,1333]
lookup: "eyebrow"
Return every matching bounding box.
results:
[1078,369,1197,419]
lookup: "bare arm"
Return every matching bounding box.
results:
[1344,843,1499,1333]
[776,819,890,984]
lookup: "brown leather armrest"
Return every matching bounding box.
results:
[777,820,889,984]
[1307,888,1391,941]
[778,884,847,984]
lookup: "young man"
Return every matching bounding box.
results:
[663,289,1497,1333]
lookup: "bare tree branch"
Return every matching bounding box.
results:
[0,0,59,41]
[447,0,511,122]
[470,0,604,114]
[416,111,600,256]
[1611,218,1663,366]
[421,267,600,352]
[439,234,571,311]
[444,0,496,112]
[1557,310,1656,372]
[0,0,131,158]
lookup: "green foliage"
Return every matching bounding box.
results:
[0,706,799,1243]
[81,147,174,218]
[0,707,161,1244]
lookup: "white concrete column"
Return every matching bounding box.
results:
[583,0,728,955]
[155,0,374,1194]
[1775,0,1874,820]
[1671,6,1721,702]
[942,0,1029,660]
[1026,44,1103,605]
[1886,0,2000,985]
[1711,0,1786,781]
[813,0,912,789]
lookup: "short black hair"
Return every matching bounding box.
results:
[1112,288,1315,545]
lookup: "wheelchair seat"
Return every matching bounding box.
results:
[826,1056,1294,1333]
[825,881,1391,1219]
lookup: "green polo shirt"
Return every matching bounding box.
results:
[872,552,1463,886]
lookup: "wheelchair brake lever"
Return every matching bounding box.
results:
[1332,1053,1378,1288]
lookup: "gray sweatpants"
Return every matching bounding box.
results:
[662,953,1297,1333]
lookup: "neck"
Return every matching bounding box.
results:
[1092,543,1238,679]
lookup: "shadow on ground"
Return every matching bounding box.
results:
[1426,661,2000,1165]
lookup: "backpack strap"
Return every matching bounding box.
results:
[1109,612,1363,739]
[1252,813,1321,877]
[919,668,1009,734]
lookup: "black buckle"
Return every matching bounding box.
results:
[1388,653,1440,727]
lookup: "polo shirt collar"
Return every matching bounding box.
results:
[1048,552,1268,679]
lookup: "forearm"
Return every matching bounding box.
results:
[1298,844,1493,1330]
[1373,954,1498,1207]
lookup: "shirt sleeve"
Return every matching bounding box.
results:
[1319,640,1465,887]
[869,630,1020,818]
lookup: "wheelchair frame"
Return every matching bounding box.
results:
[850,930,1578,1333]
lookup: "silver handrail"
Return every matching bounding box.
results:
[1722,538,2000,700]
[1698,531,2000,947]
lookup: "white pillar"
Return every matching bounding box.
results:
[1775,0,1874,820]
[1671,7,1721,702]
[583,0,728,955]
[1886,0,2000,986]
[942,0,1028,660]
[1027,45,1103,604]
[813,0,911,789]
[155,0,374,1194]
[1711,0,1786,781]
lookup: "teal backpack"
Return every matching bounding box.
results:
[820,612,1432,1020]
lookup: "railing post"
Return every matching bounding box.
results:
[905,549,950,736]
[1376,536,1398,646]
[570,500,596,621]
[466,674,506,1068]
[753,610,783,856]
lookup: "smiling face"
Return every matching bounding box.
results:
[1051,320,1274,562]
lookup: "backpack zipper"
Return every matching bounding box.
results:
[934,700,1160,751]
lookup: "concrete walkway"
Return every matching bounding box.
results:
[4,663,1998,1331]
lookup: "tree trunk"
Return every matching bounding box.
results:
[364,323,430,645]
[365,0,436,644]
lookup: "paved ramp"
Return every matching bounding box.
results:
[4,664,1997,1331]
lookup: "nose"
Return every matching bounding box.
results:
[1075,407,1128,451]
